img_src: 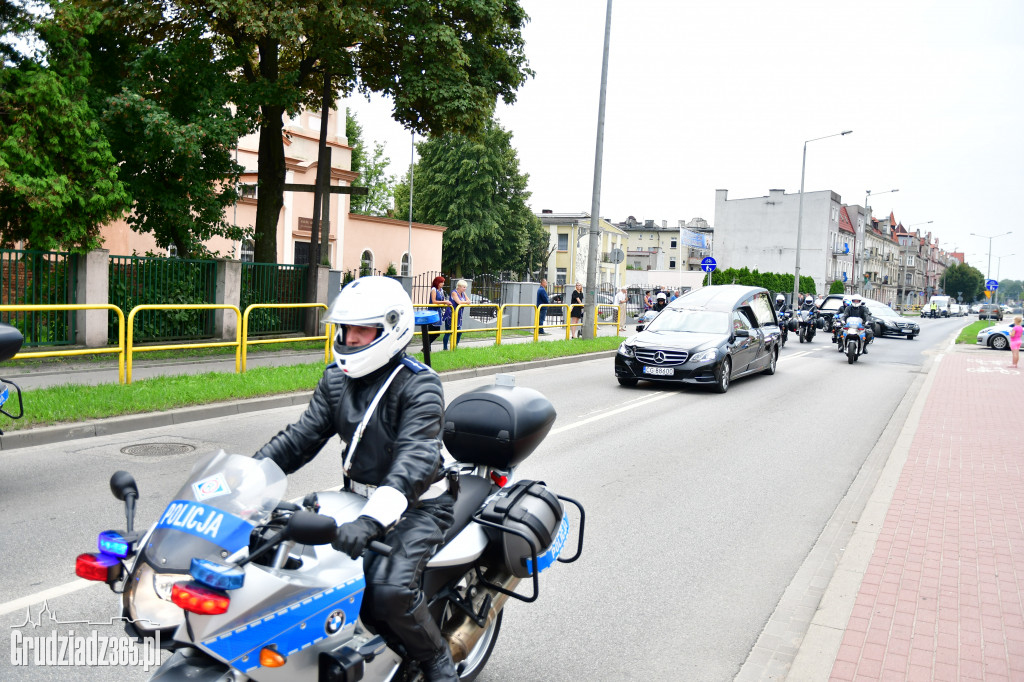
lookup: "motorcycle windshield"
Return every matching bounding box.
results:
[845,316,864,328]
[141,451,288,572]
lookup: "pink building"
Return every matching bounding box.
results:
[100,106,444,275]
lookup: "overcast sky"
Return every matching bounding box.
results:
[344,0,1024,282]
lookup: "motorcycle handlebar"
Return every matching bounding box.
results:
[368,541,393,557]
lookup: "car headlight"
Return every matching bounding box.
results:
[689,349,717,363]
[617,341,635,358]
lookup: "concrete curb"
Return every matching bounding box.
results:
[0,350,617,451]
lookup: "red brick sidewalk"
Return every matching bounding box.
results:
[829,347,1024,681]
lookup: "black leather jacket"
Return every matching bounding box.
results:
[841,304,871,323]
[253,354,444,507]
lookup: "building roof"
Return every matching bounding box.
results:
[838,206,856,235]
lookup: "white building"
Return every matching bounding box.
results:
[713,188,848,295]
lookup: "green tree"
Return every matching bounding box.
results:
[193,0,532,263]
[940,263,985,302]
[394,118,541,275]
[829,280,846,294]
[998,278,1022,302]
[92,19,252,258]
[0,3,130,251]
[346,111,397,218]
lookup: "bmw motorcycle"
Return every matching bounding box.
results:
[776,310,792,348]
[797,309,816,343]
[840,316,867,364]
[75,376,585,682]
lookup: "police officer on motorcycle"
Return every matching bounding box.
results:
[775,293,790,314]
[841,294,874,354]
[253,276,460,682]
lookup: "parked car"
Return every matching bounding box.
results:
[971,303,982,314]
[977,323,1014,350]
[467,293,498,320]
[866,302,920,339]
[614,285,781,393]
[978,304,1003,321]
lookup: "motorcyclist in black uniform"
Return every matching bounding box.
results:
[653,292,668,312]
[253,276,459,682]
[774,293,790,314]
[840,294,874,354]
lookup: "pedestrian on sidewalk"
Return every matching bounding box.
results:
[449,280,470,347]
[1010,314,1022,368]
[537,279,550,335]
[615,286,628,332]
[570,283,584,338]
[429,276,452,350]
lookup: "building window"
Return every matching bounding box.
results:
[239,183,258,199]
[360,249,374,275]
[240,240,254,262]
[294,241,310,265]
[557,233,569,251]
[670,238,677,249]
[669,258,676,269]
[556,268,567,286]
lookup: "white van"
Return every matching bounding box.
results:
[926,295,951,318]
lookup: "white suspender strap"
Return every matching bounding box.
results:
[342,364,405,476]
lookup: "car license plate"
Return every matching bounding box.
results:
[642,366,673,376]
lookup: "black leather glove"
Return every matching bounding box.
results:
[331,516,385,559]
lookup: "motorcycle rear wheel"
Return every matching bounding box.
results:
[435,573,504,681]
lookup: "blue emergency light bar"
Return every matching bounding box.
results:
[190,558,245,591]
[97,530,132,558]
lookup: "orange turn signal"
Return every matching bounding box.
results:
[260,647,286,668]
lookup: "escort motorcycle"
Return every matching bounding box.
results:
[797,309,816,343]
[840,316,867,364]
[75,375,585,682]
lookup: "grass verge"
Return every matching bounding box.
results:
[0,336,622,432]
[955,320,994,344]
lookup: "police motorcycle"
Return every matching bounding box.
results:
[0,322,25,432]
[840,316,868,364]
[74,375,585,682]
[797,308,817,343]
[777,310,792,347]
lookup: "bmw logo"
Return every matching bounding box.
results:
[325,609,346,635]
[654,351,666,364]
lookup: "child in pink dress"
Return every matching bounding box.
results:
[1010,315,1022,369]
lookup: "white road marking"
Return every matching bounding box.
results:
[550,391,674,436]
[0,579,98,617]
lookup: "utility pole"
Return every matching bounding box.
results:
[583,0,613,340]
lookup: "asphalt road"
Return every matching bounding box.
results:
[0,315,970,681]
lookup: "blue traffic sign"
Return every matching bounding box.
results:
[985,279,999,291]
[700,257,717,273]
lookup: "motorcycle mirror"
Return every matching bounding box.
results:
[110,471,138,502]
[0,323,24,363]
[287,510,338,545]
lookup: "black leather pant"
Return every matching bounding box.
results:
[361,494,455,662]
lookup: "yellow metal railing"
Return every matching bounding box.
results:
[0,304,127,383]
[538,303,570,340]
[495,304,534,345]
[241,303,330,371]
[595,304,621,336]
[126,304,241,384]
[450,304,500,350]
[413,304,451,346]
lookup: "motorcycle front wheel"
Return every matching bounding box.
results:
[847,342,857,364]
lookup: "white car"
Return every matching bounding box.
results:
[977,324,1014,350]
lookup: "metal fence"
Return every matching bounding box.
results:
[239,263,308,334]
[0,249,78,347]
[108,255,218,343]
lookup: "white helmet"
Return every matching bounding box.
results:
[776,294,785,303]
[851,295,863,306]
[325,276,414,378]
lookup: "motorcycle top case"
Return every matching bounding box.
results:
[442,385,555,469]
[479,479,564,578]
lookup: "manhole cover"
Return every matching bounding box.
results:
[120,443,196,457]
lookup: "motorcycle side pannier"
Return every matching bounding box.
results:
[443,385,556,469]
[479,480,564,578]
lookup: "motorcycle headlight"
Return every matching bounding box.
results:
[617,341,635,358]
[124,562,186,634]
[690,349,717,363]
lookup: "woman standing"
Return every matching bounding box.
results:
[449,279,471,347]
[429,276,452,350]
[570,283,585,338]
[1009,314,1022,369]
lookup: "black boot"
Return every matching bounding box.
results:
[420,647,458,682]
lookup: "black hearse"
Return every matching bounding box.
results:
[614,285,781,393]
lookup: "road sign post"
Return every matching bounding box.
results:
[701,257,717,288]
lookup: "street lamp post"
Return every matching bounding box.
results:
[793,130,852,305]
[970,231,1013,305]
[899,220,933,310]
